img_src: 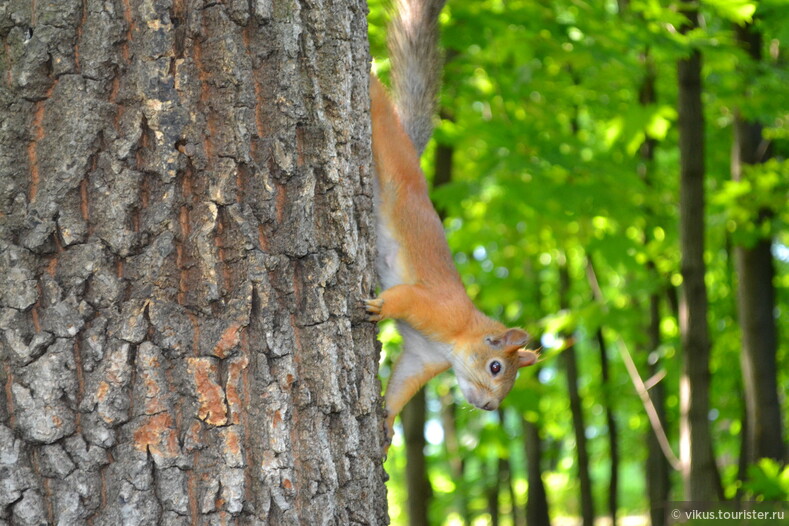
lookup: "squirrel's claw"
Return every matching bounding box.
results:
[364,298,385,322]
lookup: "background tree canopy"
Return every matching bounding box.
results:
[369,0,788,524]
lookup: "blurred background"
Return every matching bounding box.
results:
[368,0,788,525]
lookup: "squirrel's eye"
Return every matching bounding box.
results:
[489,360,502,375]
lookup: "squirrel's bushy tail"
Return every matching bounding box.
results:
[388,0,446,156]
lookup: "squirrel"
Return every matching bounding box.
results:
[367,0,538,439]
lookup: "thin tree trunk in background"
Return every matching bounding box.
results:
[676,2,722,502]
[638,50,671,526]
[524,260,551,526]
[732,22,785,467]
[646,288,671,524]
[494,409,521,526]
[487,457,502,526]
[482,455,516,526]
[434,142,454,188]
[403,390,432,526]
[586,255,619,526]
[441,391,470,522]
[505,452,524,526]
[563,81,595,525]
[737,407,750,499]
[0,1,386,524]
[565,339,595,526]
[523,417,552,526]
[559,262,595,526]
[595,327,619,526]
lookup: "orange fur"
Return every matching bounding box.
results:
[368,77,536,443]
[384,359,450,433]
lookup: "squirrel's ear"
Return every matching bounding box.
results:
[485,328,530,350]
[517,349,539,368]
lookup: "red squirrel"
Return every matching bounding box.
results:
[367,78,538,437]
[366,0,541,441]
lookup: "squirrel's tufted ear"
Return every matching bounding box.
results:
[485,328,530,350]
[517,349,539,368]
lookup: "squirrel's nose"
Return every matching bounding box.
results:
[461,383,498,411]
[480,400,497,411]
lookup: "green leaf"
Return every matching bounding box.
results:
[703,0,758,23]
[743,459,789,500]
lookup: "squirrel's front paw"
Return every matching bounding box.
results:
[364,298,385,322]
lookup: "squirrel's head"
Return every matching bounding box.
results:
[453,327,538,412]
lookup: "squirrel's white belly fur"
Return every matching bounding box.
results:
[373,180,404,290]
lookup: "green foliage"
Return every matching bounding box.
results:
[713,159,789,246]
[743,459,789,501]
[370,0,789,524]
[705,0,758,23]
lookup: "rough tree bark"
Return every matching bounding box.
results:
[676,2,722,502]
[0,1,388,525]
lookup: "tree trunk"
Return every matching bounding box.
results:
[504,452,523,526]
[558,262,595,526]
[523,262,551,526]
[486,457,502,526]
[523,417,551,526]
[732,22,785,467]
[646,290,671,525]
[586,255,619,526]
[676,2,722,502]
[441,390,470,523]
[638,51,671,526]
[402,390,432,526]
[0,1,387,525]
[595,327,618,526]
